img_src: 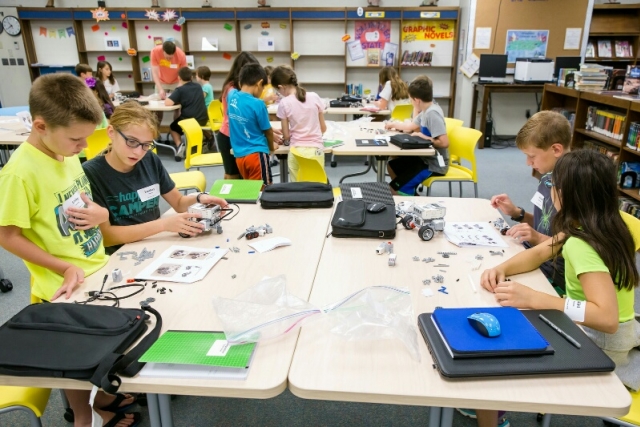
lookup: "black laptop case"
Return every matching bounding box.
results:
[340,182,395,205]
[330,199,396,238]
[260,182,334,209]
[419,309,615,379]
[389,134,433,150]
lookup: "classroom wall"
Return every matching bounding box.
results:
[0,7,30,107]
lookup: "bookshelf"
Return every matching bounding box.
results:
[586,4,640,67]
[17,6,459,116]
[542,84,640,202]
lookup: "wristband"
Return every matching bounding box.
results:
[564,298,586,322]
[510,207,525,222]
[196,192,208,204]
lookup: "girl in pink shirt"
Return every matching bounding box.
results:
[271,66,327,182]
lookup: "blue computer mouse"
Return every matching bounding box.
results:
[467,312,501,338]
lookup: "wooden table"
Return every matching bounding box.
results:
[0,204,334,427]
[288,197,631,427]
[0,116,28,165]
[267,105,390,117]
[470,83,544,149]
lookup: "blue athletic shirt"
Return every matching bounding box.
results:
[227,89,271,158]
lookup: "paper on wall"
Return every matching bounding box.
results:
[258,37,275,52]
[381,42,398,66]
[459,53,480,79]
[201,37,218,51]
[564,28,582,50]
[474,27,491,49]
[186,55,195,69]
[347,40,365,61]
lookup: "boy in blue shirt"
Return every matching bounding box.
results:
[196,66,214,108]
[227,63,275,186]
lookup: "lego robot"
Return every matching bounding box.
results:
[238,224,273,240]
[179,203,224,238]
[396,201,446,241]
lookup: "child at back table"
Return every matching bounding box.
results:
[271,66,327,182]
[0,73,141,427]
[196,65,214,108]
[228,63,275,186]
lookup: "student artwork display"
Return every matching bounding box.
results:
[104,37,123,51]
[347,40,365,61]
[401,20,455,42]
[39,26,74,38]
[91,7,110,22]
[145,10,161,21]
[367,48,380,66]
[505,30,549,63]
[354,20,391,50]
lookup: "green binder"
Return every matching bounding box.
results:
[140,331,256,368]
[209,179,263,204]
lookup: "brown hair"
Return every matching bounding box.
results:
[270,66,306,102]
[264,65,274,77]
[196,65,211,81]
[29,74,103,128]
[222,51,259,92]
[515,111,571,150]
[109,101,159,139]
[96,60,115,86]
[178,67,193,82]
[162,41,176,55]
[91,79,115,119]
[378,66,408,101]
[408,78,433,103]
[75,63,92,76]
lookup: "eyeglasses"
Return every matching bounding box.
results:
[116,129,155,151]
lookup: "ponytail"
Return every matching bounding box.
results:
[271,66,306,102]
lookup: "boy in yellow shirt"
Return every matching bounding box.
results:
[0,73,140,427]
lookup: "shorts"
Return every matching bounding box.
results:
[288,146,324,182]
[217,131,240,176]
[388,156,439,195]
[236,152,273,187]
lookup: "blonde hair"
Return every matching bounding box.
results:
[515,111,571,150]
[29,74,103,128]
[378,66,409,101]
[109,102,159,139]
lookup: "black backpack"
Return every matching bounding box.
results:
[330,199,397,238]
[0,303,161,394]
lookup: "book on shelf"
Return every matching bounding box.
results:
[557,68,577,88]
[620,162,640,189]
[624,66,640,95]
[598,40,613,58]
[586,41,596,58]
[585,105,626,141]
[583,139,619,162]
[615,40,633,58]
[627,122,640,151]
[619,197,640,218]
[551,108,575,132]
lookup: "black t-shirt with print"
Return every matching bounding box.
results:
[169,81,209,125]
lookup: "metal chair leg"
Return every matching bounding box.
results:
[448,182,452,197]
[459,182,463,197]
[474,183,478,198]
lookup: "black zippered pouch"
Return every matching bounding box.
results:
[389,134,433,149]
[260,182,334,209]
[331,199,396,238]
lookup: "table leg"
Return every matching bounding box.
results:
[470,85,479,130]
[338,155,374,183]
[158,394,174,427]
[439,407,454,427]
[375,156,388,183]
[479,86,490,149]
[146,393,162,427]
[428,406,442,427]
[276,153,288,183]
[540,413,552,427]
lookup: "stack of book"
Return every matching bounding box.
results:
[619,197,640,218]
[584,139,619,162]
[574,64,613,91]
[585,106,625,141]
[400,51,433,66]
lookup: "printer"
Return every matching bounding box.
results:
[514,57,555,84]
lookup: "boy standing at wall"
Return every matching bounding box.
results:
[227,63,275,186]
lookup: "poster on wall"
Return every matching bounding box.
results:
[505,30,549,63]
[401,20,455,43]
[354,20,391,50]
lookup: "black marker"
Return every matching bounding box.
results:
[539,314,581,349]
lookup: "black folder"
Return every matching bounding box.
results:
[419,309,615,379]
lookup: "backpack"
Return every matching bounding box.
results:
[0,303,161,394]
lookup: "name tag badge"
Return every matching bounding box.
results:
[531,191,544,210]
[170,64,178,69]
[138,184,160,202]
[62,191,85,213]
[437,153,445,168]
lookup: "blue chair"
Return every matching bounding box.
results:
[0,106,29,116]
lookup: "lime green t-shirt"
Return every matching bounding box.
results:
[0,143,108,301]
[563,236,635,323]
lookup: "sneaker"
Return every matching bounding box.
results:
[456,409,510,427]
[176,142,185,158]
[498,417,511,427]
[269,158,279,167]
[456,408,476,419]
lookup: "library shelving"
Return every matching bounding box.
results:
[585,4,640,68]
[17,6,459,116]
[542,84,640,202]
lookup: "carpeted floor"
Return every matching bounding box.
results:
[0,140,633,426]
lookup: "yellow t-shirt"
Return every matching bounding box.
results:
[0,143,108,301]
[260,84,276,105]
[563,236,635,323]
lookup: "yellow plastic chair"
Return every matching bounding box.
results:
[289,147,328,184]
[422,126,482,197]
[170,170,207,194]
[206,100,223,132]
[178,118,223,171]
[0,386,51,427]
[444,117,464,165]
[85,128,110,160]
[390,104,413,121]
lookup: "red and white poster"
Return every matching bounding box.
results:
[354,20,391,50]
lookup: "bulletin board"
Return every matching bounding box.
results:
[472,0,590,67]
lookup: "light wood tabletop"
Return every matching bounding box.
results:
[267,105,390,116]
[0,204,333,400]
[288,197,631,420]
[114,98,181,112]
[0,115,28,145]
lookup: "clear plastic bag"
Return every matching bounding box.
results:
[323,120,350,141]
[211,276,420,360]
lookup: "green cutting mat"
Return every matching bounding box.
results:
[140,331,256,368]
[209,179,263,201]
[323,140,344,148]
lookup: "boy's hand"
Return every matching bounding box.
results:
[272,128,283,145]
[480,267,506,293]
[410,132,432,141]
[162,212,205,236]
[494,281,537,309]
[198,194,228,209]
[51,265,85,301]
[66,193,109,229]
[490,193,518,217]
[507,223,542,245]
[384,122,396,130]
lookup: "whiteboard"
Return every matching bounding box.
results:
[30,20,79,66]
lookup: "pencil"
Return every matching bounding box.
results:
[467,274,477,293]
[538,314,581,349]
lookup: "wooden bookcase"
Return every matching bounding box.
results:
[17,6,459,117]
[542,84,640,201]
[586,4,640,68]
